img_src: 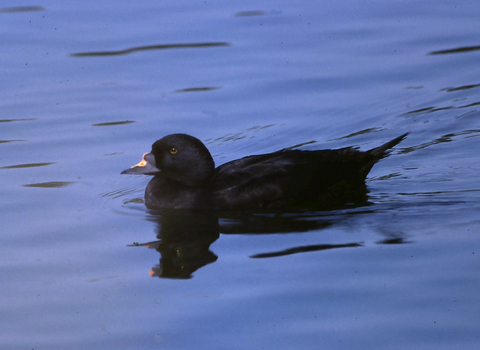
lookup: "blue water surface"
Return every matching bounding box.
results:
[1,1,480,349]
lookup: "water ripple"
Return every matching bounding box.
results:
[22,181,75,188]
[428,45,480,55]
[1,162,55,170]
[0,6,45,13]
[92,120,135,127]
[70,42,231,57]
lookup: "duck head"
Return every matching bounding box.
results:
[121,134,215,187]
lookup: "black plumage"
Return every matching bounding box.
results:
[122,133,408,211]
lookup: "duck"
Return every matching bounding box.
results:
[121,132,408,211]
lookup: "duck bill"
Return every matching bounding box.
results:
[121,152,161,175]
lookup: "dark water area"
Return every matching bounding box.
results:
[1,1,480,349]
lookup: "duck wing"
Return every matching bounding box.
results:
[211,148,364,210]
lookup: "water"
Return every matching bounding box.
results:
[1,1,480,349]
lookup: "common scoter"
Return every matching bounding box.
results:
[121,133,408,211]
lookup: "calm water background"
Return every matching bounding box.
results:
[1,1,480,349]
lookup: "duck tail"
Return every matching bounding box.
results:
[369,132,409,160]
[359,132,409,178]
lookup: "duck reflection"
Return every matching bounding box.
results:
[130,209,370,279]
[132,210,219,279]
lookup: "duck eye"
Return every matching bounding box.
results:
[169,147,178,155]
